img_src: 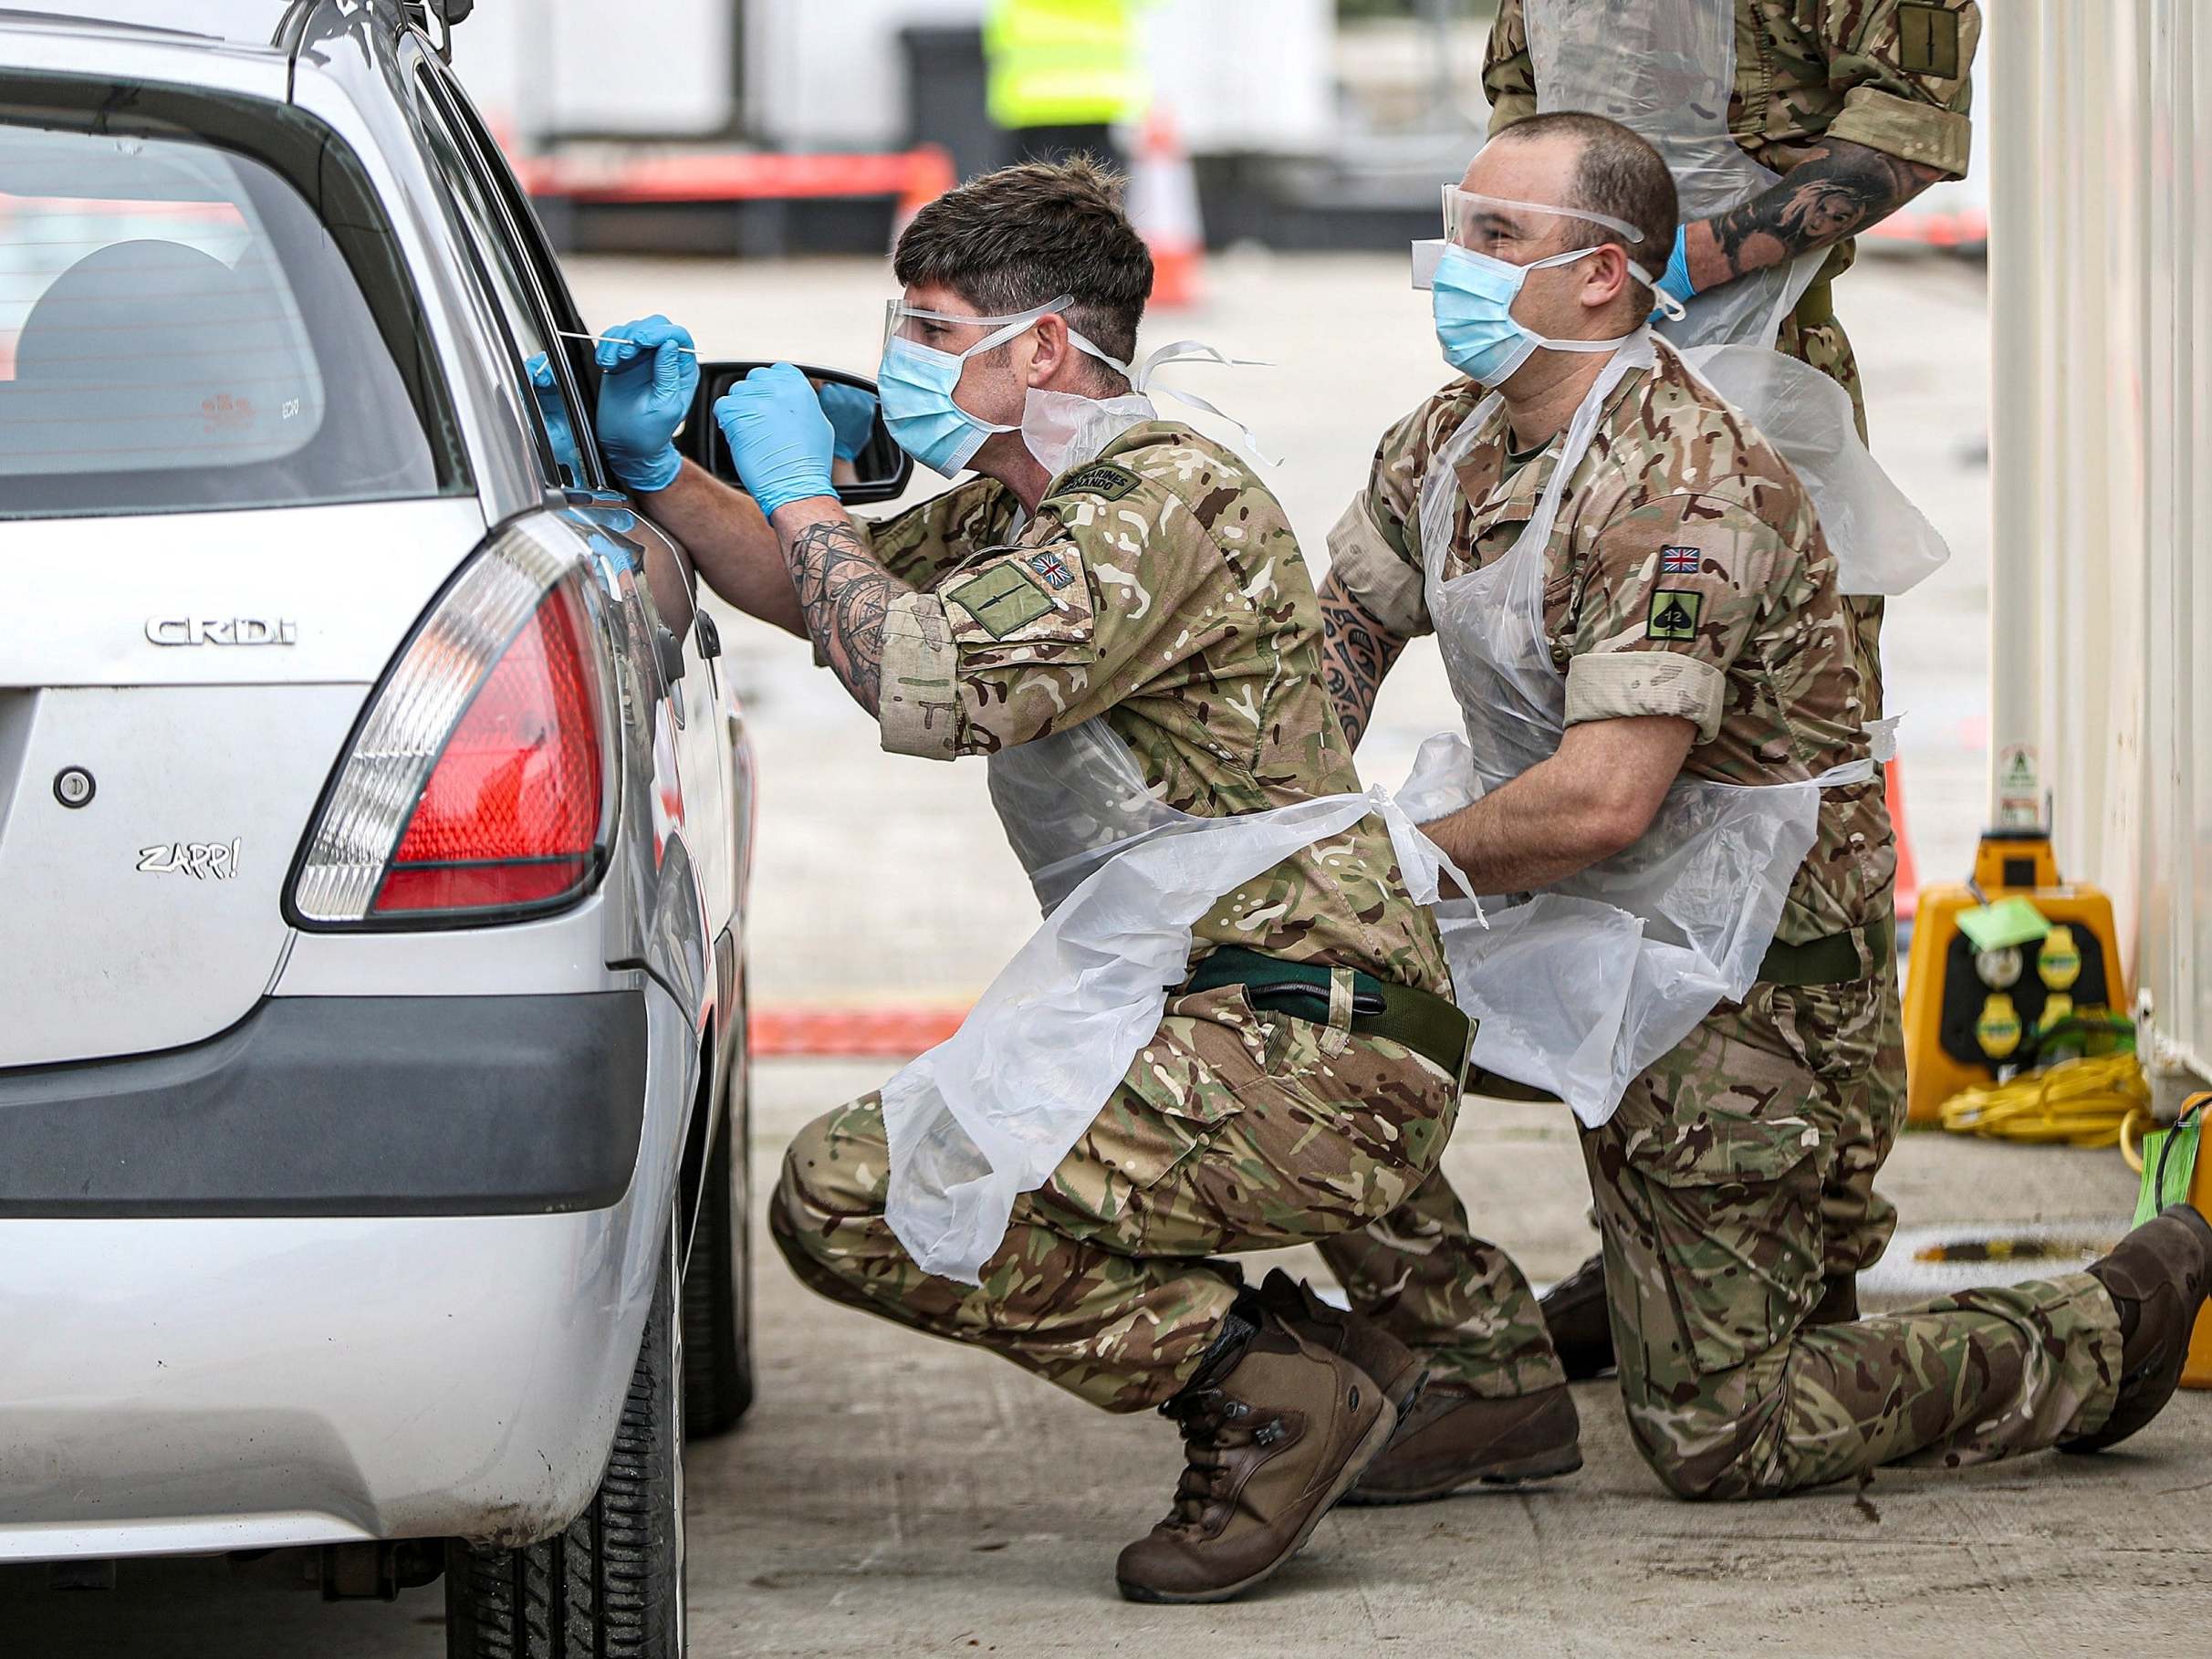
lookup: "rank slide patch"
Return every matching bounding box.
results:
[1647,589,1704,641]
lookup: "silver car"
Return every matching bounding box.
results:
[0,2,907,1652]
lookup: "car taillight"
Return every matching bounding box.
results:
[290,516,615,926]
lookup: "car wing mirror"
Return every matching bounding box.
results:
[677,363,913,506]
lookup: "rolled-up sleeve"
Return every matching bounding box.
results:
[1564,653,1726,743]
[1327,495,1430,641]
[1824,0,1981,179]
[1560,491,1787,746]
[875,514,1115,761]
[878,591,962,761]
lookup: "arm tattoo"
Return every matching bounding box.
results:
[1707,139,1942,283]
[1318,579,1407,751]
[783,516,907,717]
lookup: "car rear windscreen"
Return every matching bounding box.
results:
[0,81,466,518]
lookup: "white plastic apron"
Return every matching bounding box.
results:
[884,724,1460,1283]
[1524,0,1948,598]
[1409,331,1871,1124]
[880,418,1459,1285]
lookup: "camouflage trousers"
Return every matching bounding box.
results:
[768,984,1462,1413]
[1332,972,2126,1498]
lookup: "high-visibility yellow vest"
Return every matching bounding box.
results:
[985,0,1147,129]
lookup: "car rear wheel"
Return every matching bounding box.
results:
[446,1217,686,1658]
[683,986,754,1437]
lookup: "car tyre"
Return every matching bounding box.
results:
[446,1217,686,1658]
[683,990,754,1437]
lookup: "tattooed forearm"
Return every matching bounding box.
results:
[1697,139,1943,287]
[1317,574,1407,751]
[780,511,911,716]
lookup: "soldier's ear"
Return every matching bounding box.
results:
[1584,244,1632,313]
[1027,313,1072,386]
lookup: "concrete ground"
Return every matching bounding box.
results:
[6,253,2207,1653]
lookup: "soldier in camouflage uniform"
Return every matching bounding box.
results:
[590,159,1476,1602]
[1318,115,2209,1502]
[1487,0,1985,1367]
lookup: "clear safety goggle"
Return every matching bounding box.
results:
[882,293,1080,356]
[1442,184,1645,256]
[882,290,1281,460]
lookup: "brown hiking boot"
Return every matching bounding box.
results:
[1257,1268,1427,1419]
[1341,1381,1581,1505]
[1116,1298,1397,1604]
[2061,1204,2212,1455]
[1538,1252,1615,1381]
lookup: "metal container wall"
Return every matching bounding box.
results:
[1988,1,2212,1089]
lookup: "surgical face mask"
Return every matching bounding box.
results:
[1432,242,1647,384]
[878,292,1139,477]
[1415,183,1680,384]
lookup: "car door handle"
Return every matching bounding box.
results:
[653,622,686,688]
[694,612,722,661]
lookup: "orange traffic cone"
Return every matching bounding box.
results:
[1128,108,1204,310]
[892,144,956,251]
[1886,757,1921,922]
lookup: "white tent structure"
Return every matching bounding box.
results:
[1988,1,2212,1104]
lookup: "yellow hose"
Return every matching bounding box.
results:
[1937,1053,2154,1153]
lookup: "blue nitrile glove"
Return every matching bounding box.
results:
[817,380,879,463]
[1650,224,1697,321]
[524,351,582,484]
[714,363,837,518]
[594,314,697,493]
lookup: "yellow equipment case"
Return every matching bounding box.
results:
[1904,830,2126,1126]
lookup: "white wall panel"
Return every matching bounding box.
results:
[1989,0,2212,1086]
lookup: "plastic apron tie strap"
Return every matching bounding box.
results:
[1078,334,1279,464]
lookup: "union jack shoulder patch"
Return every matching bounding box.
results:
[1026,549,1077,592]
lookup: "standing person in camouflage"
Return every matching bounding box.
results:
[586,160,1476,1602]
[1487,0,1985,1373]
[1317,114,2211,1502]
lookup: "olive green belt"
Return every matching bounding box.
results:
[1757,917,1893,987]
[1179,945,1474,1081]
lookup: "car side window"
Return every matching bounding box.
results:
[412,73,590,491]
[423,61,604,417]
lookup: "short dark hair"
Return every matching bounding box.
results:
[892,155,1153,381]
[1494,111,1677,305]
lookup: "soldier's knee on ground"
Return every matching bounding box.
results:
[1623,1372,1795,1502]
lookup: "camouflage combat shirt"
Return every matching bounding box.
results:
[1486,0,1982,299]
[863,421,1454,996]
[1485,1,1981,732]
[1328,341,1894,947]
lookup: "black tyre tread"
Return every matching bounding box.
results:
[448,1225,682,1658]
[681,1028,753,1437]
